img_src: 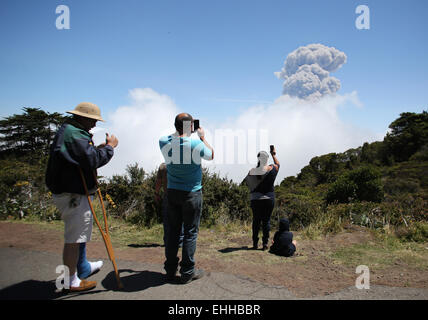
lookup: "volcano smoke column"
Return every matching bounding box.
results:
[275,44,347,100]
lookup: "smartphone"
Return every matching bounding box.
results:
[270,145,275,152]
[193,119,200,131]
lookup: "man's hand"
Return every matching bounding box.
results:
[270,146,276,156]
[197,127,205,138]
[106,133,119,148]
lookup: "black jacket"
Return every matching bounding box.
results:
[45,118,114,195]
[269,218,296,257]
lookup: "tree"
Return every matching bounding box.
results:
[309,153,341,184]
[326,166,383,204]
[383,111,428,162]
[0,107,65,160]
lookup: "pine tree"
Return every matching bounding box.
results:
[0,107,65,160]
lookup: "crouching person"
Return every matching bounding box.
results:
[269,218,297,257]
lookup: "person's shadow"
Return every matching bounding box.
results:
[0,280,91,300]
[101,269,165,292]
[218,246,251,253]
[0,269,167,299]
[127,243,163,248]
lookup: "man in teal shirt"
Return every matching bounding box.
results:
[159,113,214,284]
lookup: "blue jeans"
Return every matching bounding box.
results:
[164,188,202,277]
[162,194,184,247]
[251,199,274,246]
[77,242,91,278]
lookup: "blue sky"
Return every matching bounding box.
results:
[1,0,427,134]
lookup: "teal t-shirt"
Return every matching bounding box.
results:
[159,135,213,192]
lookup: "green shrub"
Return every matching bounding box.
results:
[301,210,345,239]
[326,166,383,204]
[383,178,420,196]
[396,222,428,242]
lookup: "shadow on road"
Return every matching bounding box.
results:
[0,269,167,300]
[102,269,166,292]
[127,243,163,248]
[0,280,67,300]
[218,246,250,253]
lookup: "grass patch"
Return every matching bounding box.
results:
[91,218,164,249]
[331,231,428,270]
[300,212,346,240]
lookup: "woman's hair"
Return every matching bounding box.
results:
[256,151,269,168]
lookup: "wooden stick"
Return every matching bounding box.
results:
[79,168,124,290]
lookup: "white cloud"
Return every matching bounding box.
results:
[203,91,381,184]
[92,88,381,185]
[92,88,178,178]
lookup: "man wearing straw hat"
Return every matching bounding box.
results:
[46,102,118,292]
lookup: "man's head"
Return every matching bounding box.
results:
[67,102,104,132]
[174,113,194,136]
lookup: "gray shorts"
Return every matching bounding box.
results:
[53,193,93,243]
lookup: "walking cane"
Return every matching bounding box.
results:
[79,168,124,290]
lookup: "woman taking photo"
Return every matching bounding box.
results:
[243,146,280,250]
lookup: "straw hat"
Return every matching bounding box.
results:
[67,102,105,122]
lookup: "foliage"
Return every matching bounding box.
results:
[395,222,428,243]
[201,168,251,226]
[99,163,159,227]
[326,166,384,204]
[383,111,428,163]
[0,107,65,161]
[0,158,59,220]
[0,108,426,242]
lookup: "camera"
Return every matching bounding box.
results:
[193,119,200,131]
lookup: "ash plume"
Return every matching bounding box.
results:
[275,44,347,100]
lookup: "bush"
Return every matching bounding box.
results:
[301,210,345,239]
[100,163,160,227]
[201,168,251,226]
[326,177,357,204]
[326,166,383,204]
[277,194,324,230]
[395,222,428,242]
[383,178,420,196]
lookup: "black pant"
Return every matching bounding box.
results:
[165,188,202,277]
[251,198,274,246]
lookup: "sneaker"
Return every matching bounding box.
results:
[66,280,97,293]
[78,260,103,279]
[181,269,205,284]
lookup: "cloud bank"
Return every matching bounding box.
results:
[275,44,347,100]
[203,92,380,183]
[93,89,380,184]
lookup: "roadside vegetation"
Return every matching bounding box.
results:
[0,108,427,247]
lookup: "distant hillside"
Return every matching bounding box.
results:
[274,111,428,233]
